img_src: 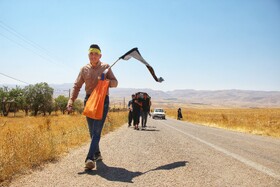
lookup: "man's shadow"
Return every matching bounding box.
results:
[78,160,188,183]
[140,129,160,132]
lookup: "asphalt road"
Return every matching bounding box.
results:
[10,118,280,186]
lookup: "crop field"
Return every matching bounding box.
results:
[165,108,280,138]
[0,111,127,184]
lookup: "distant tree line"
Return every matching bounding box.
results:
[0,82,83,116]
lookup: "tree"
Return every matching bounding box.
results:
[0,86,9,116]
[8,86,24,114]
[44,99,54,115]
[73,99,84,114]
[24,82,54,116]
[54,95,68,114]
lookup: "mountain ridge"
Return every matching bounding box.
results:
[1,83,280,108]
[52,84,280,108]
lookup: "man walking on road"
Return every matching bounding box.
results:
[128,94,135,127]
[177,108,183,120]
[67,44,118,170]
[141,93,151,128]
[132,94,142,130]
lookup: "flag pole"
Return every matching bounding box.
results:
[109,58,121,69]
[103,58,121,75]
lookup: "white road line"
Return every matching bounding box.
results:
[160,121,280,180]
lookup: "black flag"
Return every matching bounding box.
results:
[119,48,164,83]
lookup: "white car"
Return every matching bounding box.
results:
[152,108,166,119]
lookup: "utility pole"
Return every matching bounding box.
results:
[123,97,125,109]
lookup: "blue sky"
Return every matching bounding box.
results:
[0,0,279,91]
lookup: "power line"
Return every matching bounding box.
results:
[0,32,59,66]
[0,21,78,86]
[0,20,75,71]
[0,72,30,85]
[0,21,58,60]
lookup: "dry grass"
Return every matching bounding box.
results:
[0,111,127,185]
[166,108,280,138]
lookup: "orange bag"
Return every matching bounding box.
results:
[83,74,109,120]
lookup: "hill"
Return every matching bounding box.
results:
[51,84,280,108]
[1,84,279,108]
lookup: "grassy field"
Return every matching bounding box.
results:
[0,111,127,185]
[165,108,280,138]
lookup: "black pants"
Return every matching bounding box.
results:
[141,111,148,127]
[133,110,140,125]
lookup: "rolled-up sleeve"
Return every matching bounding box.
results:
[68,68,84,105]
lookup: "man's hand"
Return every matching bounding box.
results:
[105,64,110,69]
[67,105,73,112]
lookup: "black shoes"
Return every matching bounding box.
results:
[94,152,103,161]
[85,159,95,170]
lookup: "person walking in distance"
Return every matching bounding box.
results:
[141,93,151,128]
[67,44,118,170]
[132,94,142,130]
[127,94,135,127]
[177,108,183,120]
